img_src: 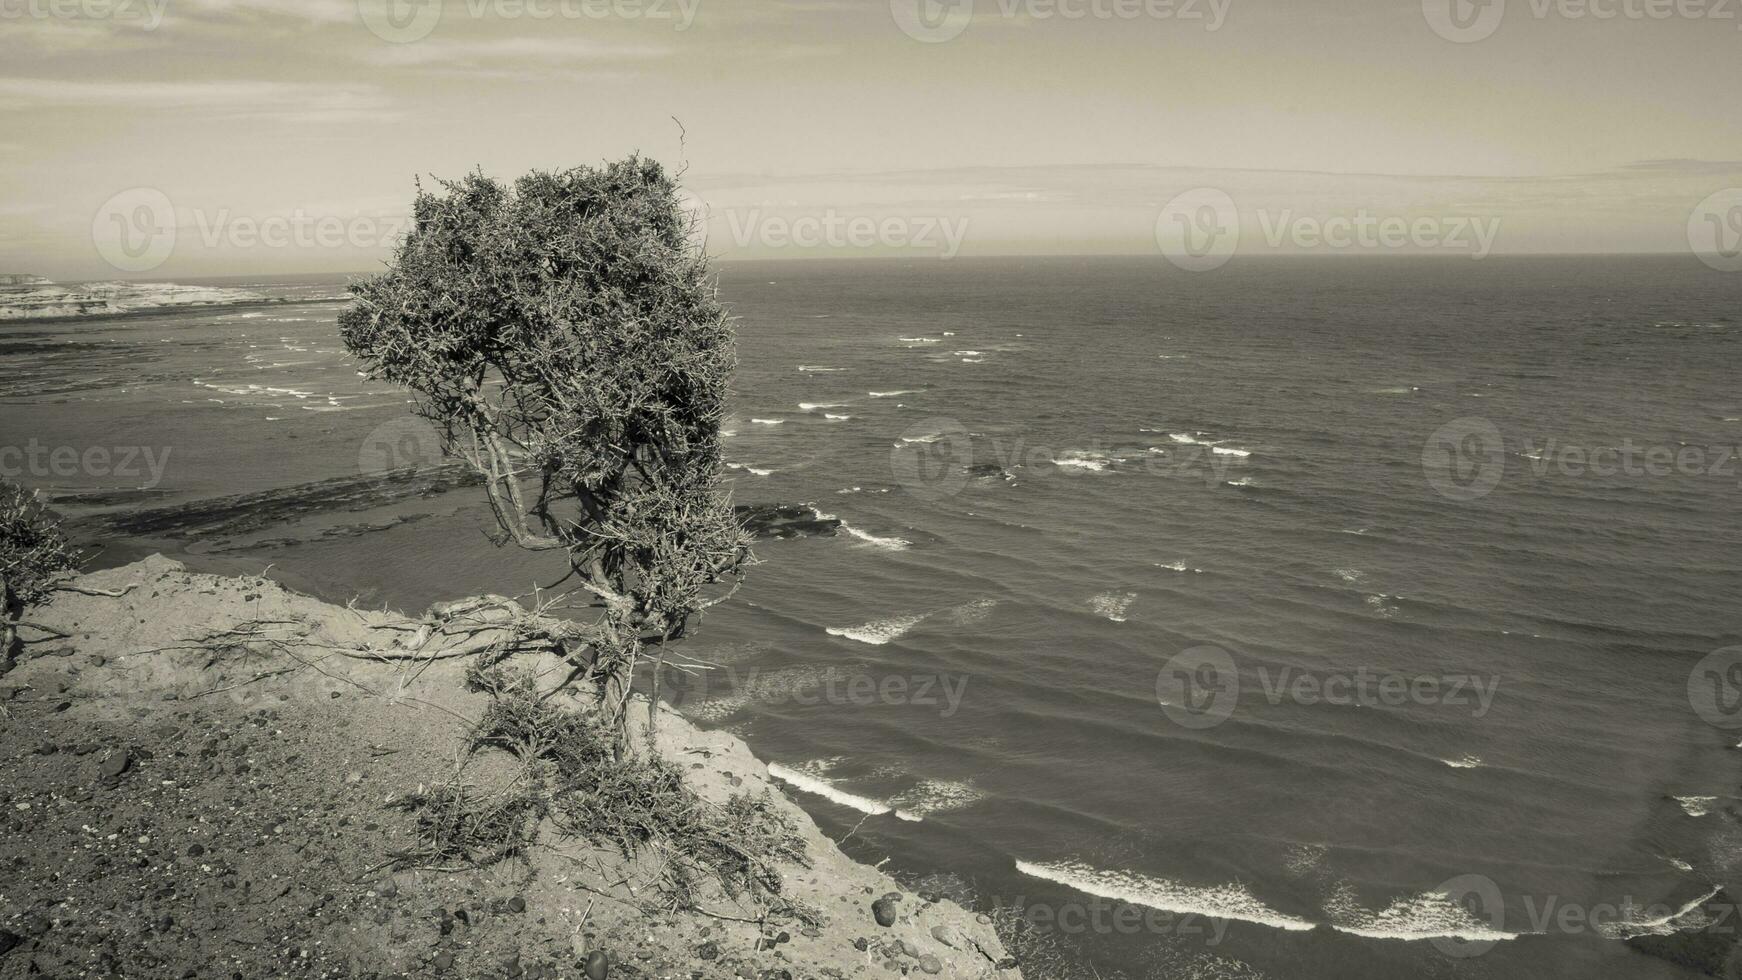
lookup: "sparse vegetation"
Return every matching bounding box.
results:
[0,478,80,672]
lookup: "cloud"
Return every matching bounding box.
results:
[0,78,395,121]
[360,35,674,67]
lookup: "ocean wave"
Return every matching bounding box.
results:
[799,402,847,411]
[1212,446,1251,458]
[750,418,785,426]
[1322,883,1521,943]
[1089,591,1137,622]
[1442,754,1483,769]
[843,525,912,551]
[1598,886,1725,940]
[826,612,927,645]
[1053,453,1112,472]
[1015,860,1316,933]
[797,365,846,372]
[891,779,984,816]
[900,336,941,343]
[1334,568,1365,584]
[766,764,922,822]
[869,390,919,398]
[1156,562,1204,574]
[1673,795,1718,817]
[824,413,854,421]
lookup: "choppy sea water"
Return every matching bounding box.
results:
[3,257,1739,978]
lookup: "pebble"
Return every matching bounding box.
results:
[583,949,609,980]
[872,897,898,927]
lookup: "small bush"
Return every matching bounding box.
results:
[0,478,78,610]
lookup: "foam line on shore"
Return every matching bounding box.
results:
[767,764,923,822]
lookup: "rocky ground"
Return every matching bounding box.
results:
[0,556,1019,980]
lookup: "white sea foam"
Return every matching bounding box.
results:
[844,526,912,551]
[869,390,919,398]
[1323,883,1521,943]
[1015,860,1316,932]
[1674,795,1718,817]
[826,613,927,645]
[750,418,785,426]
[1053,453,1111,471]
[891,779,984,816]
[766,764,923,822]
[797,365,846,372]
[900,336,940,343]
[1090,592,1137,622]
[1226,478,1255,487]
[1598,886,1724,939]
[1156,562,1204,574]
[1334,568,1365,584]
[799,402,847,411]
[824,413,854,421]
[1442,754,1483,769]
[1212,446,1251,458]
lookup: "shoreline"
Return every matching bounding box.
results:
[0,555,1019,978]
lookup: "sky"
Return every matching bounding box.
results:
[1,0,1740,279]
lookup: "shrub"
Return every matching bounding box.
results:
[1,479,79,670]
[339,157,749,749]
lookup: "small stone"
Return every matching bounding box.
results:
[99,749,132,780]
[918,955,942,974]
[0,930,20,957]
[345,771,364,785]
[697,941,719,961]
[432,951,455,971]
[504,956,524,978]
[506,896,525,913]
[583,949,609,980]
[930,925,956,948]
[872,898,898,927]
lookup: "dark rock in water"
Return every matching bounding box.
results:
[582,949,609,980]
[735,504,841,541]
[966,463,1011,481]
[872,897,898,927]
[1624,888,1740,977]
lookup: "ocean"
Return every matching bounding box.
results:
[3,256,1739,978]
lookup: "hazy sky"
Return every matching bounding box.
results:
[2,0,1739,278]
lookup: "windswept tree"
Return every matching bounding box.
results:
[339,158,750,750]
